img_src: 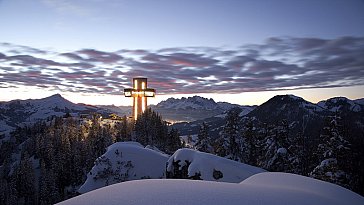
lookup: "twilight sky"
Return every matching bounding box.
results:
[0,0,364,105]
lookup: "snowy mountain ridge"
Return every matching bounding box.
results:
[172,94,364,137]
[156,95,242,111]
[318,96,363,112]
[0,94,112,138]
[1,93,363,138]
[153,96,255,122]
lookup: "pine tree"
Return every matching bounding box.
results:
[216,108,244,161]
[0,177,7,205]
[12,154,37,204]
[39,160,60,205]
[166,128,182,154]
[195,122,213,153]
[7,179,18,205]
[260,120,292,172]
[310,116,351,188]
[115,115,131,142]
[288,131,305,174]
[241,119,257,165]
[134,108,170,152]
[87,114,112,160]
[135,108,154,146]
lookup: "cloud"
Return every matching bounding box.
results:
[6,55,64,67]
[60,52,85,61]
[77,49,123,63]
[1,36,364,95]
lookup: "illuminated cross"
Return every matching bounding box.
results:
[124,78,155,120]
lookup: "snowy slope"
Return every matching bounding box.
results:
[167,148,265,183]
[79,144,265,194]
[58,173,364,205]
[0,94,111,138]
[78,142,169,193]
[318,97,363,112]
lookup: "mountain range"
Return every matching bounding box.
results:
[0,94,247,139]
[1,93,363,142]
[172,94,364,137]
[1,93,364,204]
[0,94,112,140]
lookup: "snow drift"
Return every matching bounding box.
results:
[59,172,364,205]
[78,142,169,193]
[166,148,265,182]
[79,144,265,194]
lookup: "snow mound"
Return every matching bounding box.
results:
[241,172,363,204]
[78,142,169,194]
[58,173,364,205]
[166,148,265,182]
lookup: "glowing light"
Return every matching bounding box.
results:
[133,91,147,95]
[134,79,138,89]
[124,78,156,121]
[142,82,146,89]
[142,82,146,112]
[142,96,145,112]
[124,91,132,97]
[144,91,155,97]
[125,90,155,96]
[134,97,138,120]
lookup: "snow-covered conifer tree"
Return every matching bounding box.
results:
[310,116,351,188]
[195,122,214,153]
[216,108,244,161]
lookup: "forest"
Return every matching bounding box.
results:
[0,107,363,204]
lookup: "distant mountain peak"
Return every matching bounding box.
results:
[45,93,65,100]
[318,96,362,112]
[157,96,218,110]
[325,96,350,102]
[40,93,73,106]
[0,94,115,136]
[50,93,63,98]
[274,94,304,102]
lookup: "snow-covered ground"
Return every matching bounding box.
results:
[167,148,265,182]
[58,172,364,205]
[78,142,169,193]
[79,142,265,193]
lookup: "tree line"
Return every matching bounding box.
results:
[193,108,364,196]
[0,109,182,205]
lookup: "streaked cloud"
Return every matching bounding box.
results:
[1,36,363,95]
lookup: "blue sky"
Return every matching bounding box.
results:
[0,0,364,105]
